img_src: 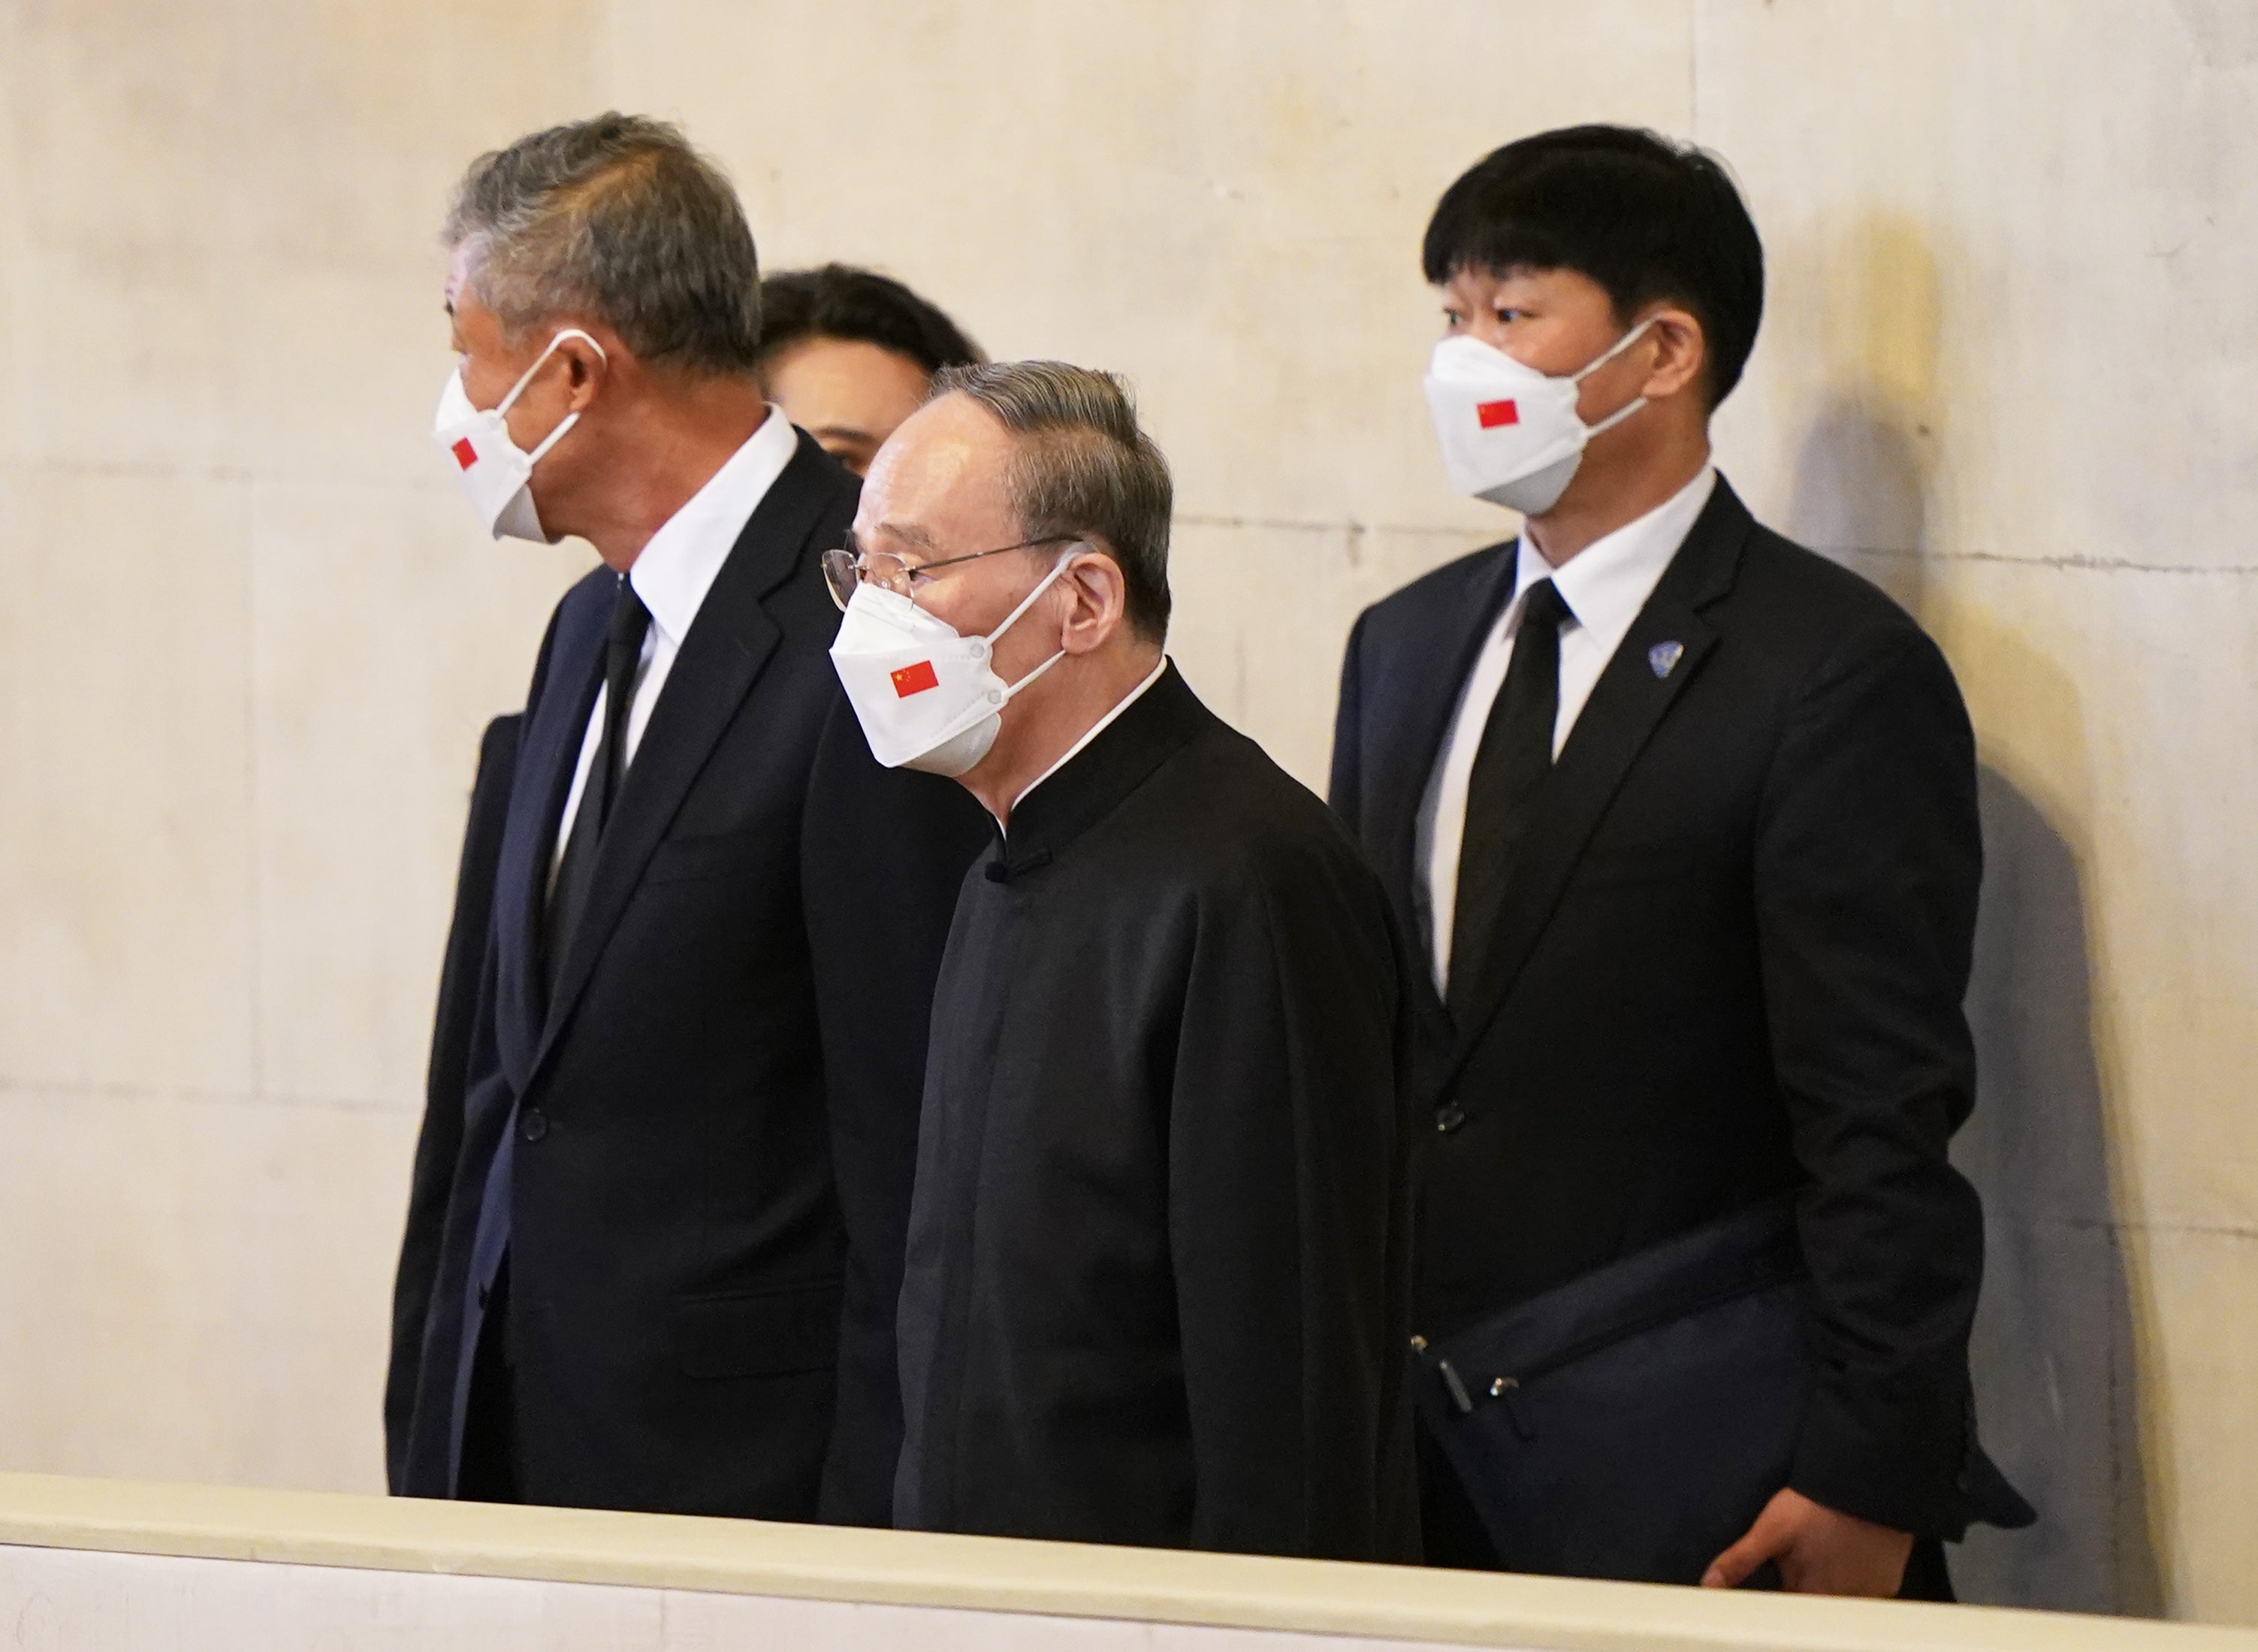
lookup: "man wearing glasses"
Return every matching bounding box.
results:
[824,360,1419,1558]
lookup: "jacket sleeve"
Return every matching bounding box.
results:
[1168,844,1418,1561]
[384,711,521,1493]
[801,693,992,1525]
[1753,620,1988,1539]
[1328,609,1369,831]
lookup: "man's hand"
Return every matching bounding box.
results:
[1701,1487,1914,1596]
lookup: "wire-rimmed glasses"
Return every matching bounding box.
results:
[821,535,1078,612]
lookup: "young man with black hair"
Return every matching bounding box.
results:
[1330,125,2030,1597]
[756,264,983,476]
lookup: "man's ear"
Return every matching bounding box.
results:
[1058,545,1128,656]
[555,325,612,414]
[1639,304,1708,402]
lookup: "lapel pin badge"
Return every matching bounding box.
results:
[1648,640,1686,680]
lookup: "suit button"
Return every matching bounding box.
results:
[1435,1104,1466,1134]
[521,1108,549,1143]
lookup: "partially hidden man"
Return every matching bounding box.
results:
[1330,128,2032,1595]
[388,115,989,1522]
[385,709,517,1489]
[829,361,1418,1558]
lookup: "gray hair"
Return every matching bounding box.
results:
[932,361,1173,640]
[443,113,762,377]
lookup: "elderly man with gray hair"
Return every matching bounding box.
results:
[387,113,987,1523]
[826,361,1418,1557]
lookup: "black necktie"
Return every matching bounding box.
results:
[545,576,651,1000]
[1448,577,1571,1017]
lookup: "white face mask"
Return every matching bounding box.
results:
[1421,318,1656,516]
[829,551,1079,777]
[432,328,606,542]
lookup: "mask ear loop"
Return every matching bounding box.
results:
[1571,316,1659,438]
[984,545,1088,701]
[494,328,611,462]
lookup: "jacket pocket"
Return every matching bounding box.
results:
[643,823,772,886]
[1567,841,1704,889]
[672,1279,844,1379]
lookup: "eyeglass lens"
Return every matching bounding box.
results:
[823,546,920,612]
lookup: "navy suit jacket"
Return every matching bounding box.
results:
[390,432,989,1520]
[1332,476,2009,1540]
[385,710,519,1496]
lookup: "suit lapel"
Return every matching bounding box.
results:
[1438,480,1755,1093]
[528,437,841,1079]
[491,598,606,1092]
[1370,544,1518,980]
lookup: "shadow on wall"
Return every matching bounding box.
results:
[1780,216,2160,1614]
[1956,766,2163,1617]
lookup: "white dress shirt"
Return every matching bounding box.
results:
[1417,465,1716,994]
[550,408,798,881]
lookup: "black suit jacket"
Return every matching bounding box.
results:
[386,711,521,1496]
[389,433,990,1521]
[1331,476,1996,1540]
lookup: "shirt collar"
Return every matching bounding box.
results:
[628,406,797,648]
[991,661,1207,879]
[1514,463,1717,642]
[1009,654,1171,817]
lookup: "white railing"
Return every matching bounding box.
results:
[0,1472,2247,1651]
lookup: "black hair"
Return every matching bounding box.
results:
[754,263,983,379]
[1422,125,1764,406]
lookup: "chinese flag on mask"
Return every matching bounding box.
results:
[1477,400,1520,430]
[891,660,940,698]
[451,437,479,470]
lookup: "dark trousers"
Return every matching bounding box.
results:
[455,1265,521,1504]
[1418,1421,1955,1602]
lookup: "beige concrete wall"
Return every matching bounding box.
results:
[0,0,602,1493]
[1,0,2251,1625]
